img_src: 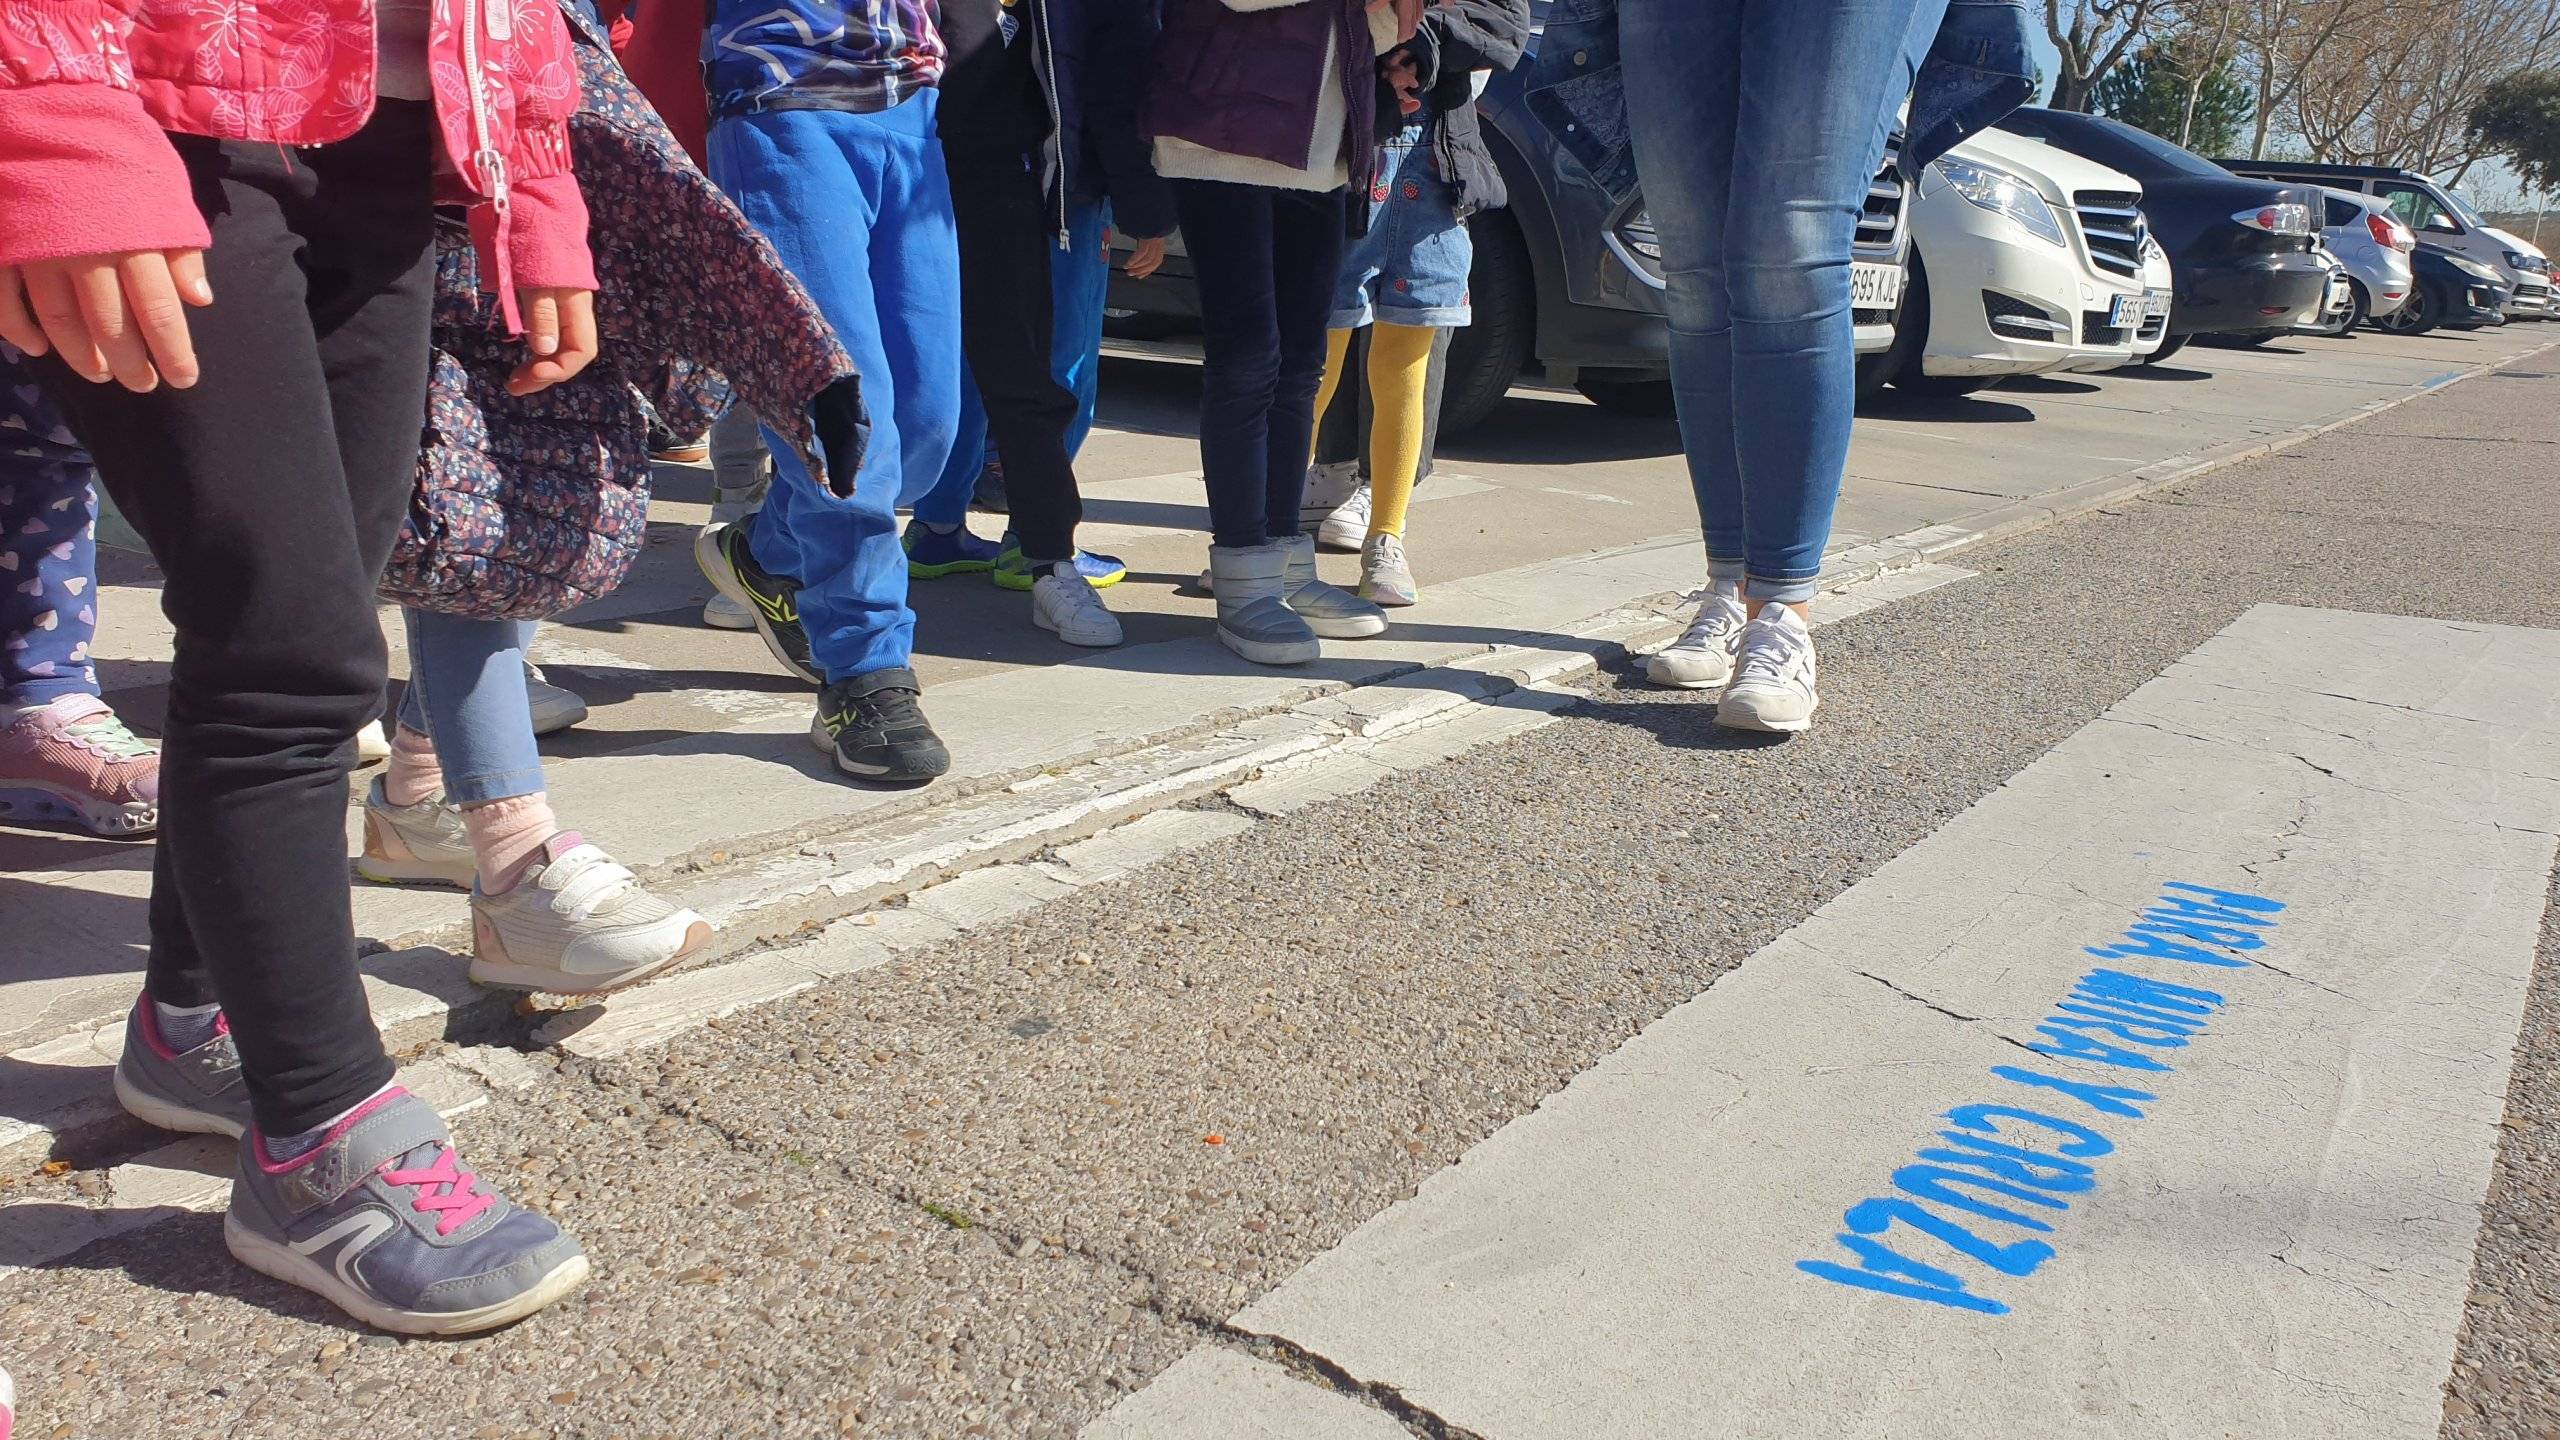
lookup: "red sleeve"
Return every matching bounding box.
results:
[618,0,710,167]
[505,170,599,292]
[0,85,209,268]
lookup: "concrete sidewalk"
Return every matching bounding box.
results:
[4,324,2551,1172]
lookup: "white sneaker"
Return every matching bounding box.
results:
[1301,461,1361,535]
[701,592,755,630]
[1316,481,1371,552]
[469,834,711,994]
[356,777,477,888]
[355,720,392,765]
[1644,589,1749,690]
[524,663,587,736]
[1717,602,1819,732]
[1358,532,1418,606]
[1031,566,1124,647]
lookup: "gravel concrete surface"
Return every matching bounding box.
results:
[3,355,2555,1439]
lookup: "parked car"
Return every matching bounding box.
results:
[2314,187,2415,330]
[2375,243,2513,335]
[1104,41,1914,433]
[1861,124,2163,395]
[1995,108,2328,364]
[2216,160,2552,320]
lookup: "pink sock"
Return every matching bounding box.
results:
[462,794,562,894]
[385,726,444,807]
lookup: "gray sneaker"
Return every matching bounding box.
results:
[225,1087,589,1335]
[112,1000,252,1138]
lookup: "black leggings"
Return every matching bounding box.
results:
[944,142,1083,566]
[39,103,439,1135]
[1172,178,1347,550]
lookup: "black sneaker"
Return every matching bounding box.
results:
[694,522,818,683]
[810,669,950,784]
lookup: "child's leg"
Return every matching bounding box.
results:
[0,372,104,711]
[912,372,987,532]
[708,108,921,682]
[943,136,1081,566]
[40,108,438,1137]
[1308,327,1357,464]
[707,402,773,524]
[1362,322,1437,537]
[1263,188,1351,543]
[1175,179,1285,548]
[1051,198,1111,461]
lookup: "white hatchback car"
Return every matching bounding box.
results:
[1866,125,2168,396]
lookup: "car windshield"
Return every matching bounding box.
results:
[2003,110,2228,180]
[2444,189,2489,227]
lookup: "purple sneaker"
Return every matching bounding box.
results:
[224,1087,589,1335]
[112,1000,251,1138]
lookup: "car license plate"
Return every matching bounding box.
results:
[1851,261,1903,309]
[2108,293,2157,327]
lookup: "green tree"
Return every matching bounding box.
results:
[2469,71,2560,194]
[2092,44,2252,155]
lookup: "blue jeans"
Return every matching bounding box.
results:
[396,610,544,805]
[1619,0,1937,604]
[1172,179,1348,550]
[707,96,962,680]
[1053,197,1111,460]
[1330,126,1473,330]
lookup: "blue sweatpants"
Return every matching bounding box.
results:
[1,351,103,707]
[706,96,962,681]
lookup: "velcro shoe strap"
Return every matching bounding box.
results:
[273,1092,451,1214]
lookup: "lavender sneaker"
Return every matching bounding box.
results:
[112,1000,251,1138]
[225,1088,589,1335]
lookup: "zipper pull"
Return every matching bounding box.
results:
[474,147,512,212]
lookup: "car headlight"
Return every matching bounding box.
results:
[2505,250,2532,269]
[2451,256,2502,282]
[1933,155,2065,247]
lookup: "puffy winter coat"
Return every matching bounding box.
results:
[384,0,863,619]
[0,0,596,326]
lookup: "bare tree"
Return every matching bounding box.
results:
[2284,0,2560,172]
[2045,0,2173,112]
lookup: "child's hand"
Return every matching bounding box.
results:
[1125,236,1168,281]
[1385,49,1423,113]
[507,286,600,396]
[0,250,213,393]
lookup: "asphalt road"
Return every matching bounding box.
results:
[5,360,2558,1439]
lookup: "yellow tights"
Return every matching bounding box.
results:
[1309,322,1436,538]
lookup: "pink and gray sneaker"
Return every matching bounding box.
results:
[226,1087,589,1335]
[0,695,159,836]
[112,1000,252,1137]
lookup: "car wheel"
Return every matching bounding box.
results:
[2139,333,2190,366]
[1573,376,1676,416]
[2376,280,2438,335]
[2340,280,2370,334]
[1440,210,1537,436]
[1858,250,1929,403]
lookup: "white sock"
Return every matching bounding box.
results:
[151,999,224,1052]
[264,1082,397,1158]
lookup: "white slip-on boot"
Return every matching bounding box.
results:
[1208,542,1321,666]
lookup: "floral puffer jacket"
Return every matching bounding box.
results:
[0,0,594,325]
[378,0,863,621]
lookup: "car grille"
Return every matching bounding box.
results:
[2073,191,2146,277]
[2081,312,2129,346]
[1854,132,1907,257]
[2138,309,2169,341]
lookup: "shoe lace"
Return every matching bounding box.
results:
[857,686,927,730]
[1674,593,1742,650]
[1047,569,1110,620]
[1366,533,1406,568]
[63,711,155,762]
[380,1145,494,1236]
[1733,618,1812,687]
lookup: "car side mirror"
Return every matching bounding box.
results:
[2425,218,2462,235]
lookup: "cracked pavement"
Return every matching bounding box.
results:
[3,360,2558,1438]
